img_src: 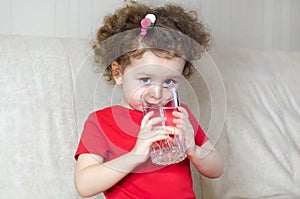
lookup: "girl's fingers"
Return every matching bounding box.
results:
[171,107,194,138]
[139,127,171,139]
[152,127,172,135]
[142,114,166,129]
[149,127,173,142]
[140,111,154,128]
[172,107,188,120]
[177,106,189,117]
[149,133,170,143]
[173,117,189,124]
[145,116,166,128]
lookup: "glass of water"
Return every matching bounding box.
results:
[141,84,186,165]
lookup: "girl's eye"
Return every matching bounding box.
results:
[139,77,151,84]
[163,79,176,86]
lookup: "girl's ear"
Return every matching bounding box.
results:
[111,61,123,85]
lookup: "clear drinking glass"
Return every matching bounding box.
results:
[141,84,187,165]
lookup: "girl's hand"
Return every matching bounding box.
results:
[173,107,224,178]
[172,106,197,157]
[130,111,170,163]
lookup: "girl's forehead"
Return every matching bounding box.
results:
[124,62,184,78]
[124,51,185,74]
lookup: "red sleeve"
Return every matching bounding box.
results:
[74,112,109,160]
[181,104,208,146]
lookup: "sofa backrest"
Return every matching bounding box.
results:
[200,47,300,198]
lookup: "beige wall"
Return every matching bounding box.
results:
[0,0,299,51]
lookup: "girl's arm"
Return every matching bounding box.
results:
[74,152,144,198]
[187,141,223,178]
[74,111,169,197]
[173,107,223,178]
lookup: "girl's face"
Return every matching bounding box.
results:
[113,51,185,111]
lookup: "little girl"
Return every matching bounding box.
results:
[74,2,223,198]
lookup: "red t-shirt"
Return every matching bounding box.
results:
[75,104,208,199]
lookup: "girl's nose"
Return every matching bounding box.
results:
[150,85,162,99]
[142,85,163,105]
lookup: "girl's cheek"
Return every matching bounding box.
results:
[129,98,143,110]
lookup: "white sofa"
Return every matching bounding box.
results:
[1,34,299,199]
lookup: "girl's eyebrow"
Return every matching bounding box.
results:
[135,72,153,77]
[135,71,181,79]
[164,73,181,79]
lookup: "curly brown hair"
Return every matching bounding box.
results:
[93,2,211,83]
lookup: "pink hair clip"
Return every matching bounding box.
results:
[140,14,156,36]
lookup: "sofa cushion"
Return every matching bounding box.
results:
[0,35,89,198]
[200,47,300,199]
